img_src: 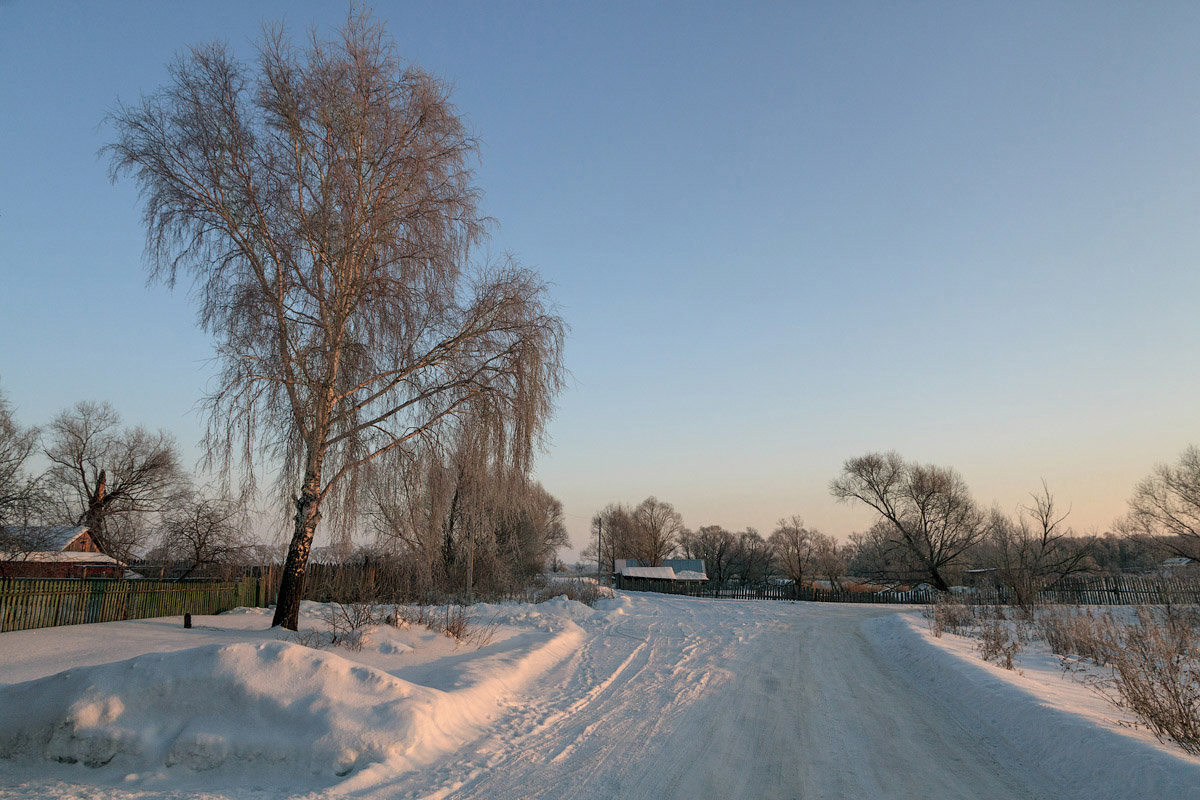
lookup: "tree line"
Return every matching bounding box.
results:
[587,447,1200,601]
[583,497,852,591]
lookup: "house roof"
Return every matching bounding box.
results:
[0,525,90,551]
[673,570,708,581]
[619,565,708,581]
[614,558,707,580]
[621,566,678,580]
[0,550,121,565]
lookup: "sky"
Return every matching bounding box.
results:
[3,1,1200,560]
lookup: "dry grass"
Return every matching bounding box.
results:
[387,603,499,649]
[1036,605,1114,665]
[975,613,1022,670]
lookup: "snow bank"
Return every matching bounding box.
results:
[0,603,584,790]
[0,642,437,777]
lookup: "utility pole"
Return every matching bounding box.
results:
[594,514,603,585]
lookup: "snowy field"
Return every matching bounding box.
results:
[1,594,1199,800]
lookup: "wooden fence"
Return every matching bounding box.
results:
[0,577,270,633]
[664,583,929,604]
[653,575,1200,606]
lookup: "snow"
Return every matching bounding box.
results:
[620,566,677,580]
[1,596,1198,799]
[0,551,121,564]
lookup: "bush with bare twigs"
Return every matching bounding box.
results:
[387,604,499,649]
[976,614,1022,670]
[926,594,974,637]
[320,602,385,651]
[534,577,614,607]
[1036,606,1115,665]
[1085,607,1200,754]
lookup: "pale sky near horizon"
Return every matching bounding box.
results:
[3,1,1200,560]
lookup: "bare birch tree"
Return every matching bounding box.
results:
[831,452,987,592]
[107,11,565,628]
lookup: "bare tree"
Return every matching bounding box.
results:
[985,482,1092,608]
[831,452,987,592]
[729,528,774,588]
[0,385,42,529]
[155,489,249,579]
[678,525,737,586]
[627,496,683,567]
[43,401,184,562]
[814,537,851,590]
[769,516,819,587]
[768,516,843,589]
[847,520,927,587]
[1122,445,1200,560]
[369,429,568,599]
[586,503,636,574]
[107,11,565,628]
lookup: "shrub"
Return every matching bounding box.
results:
[1037,604,1200,755]
[535,577,614,607]
[976,615,1021,670]
[1093,606,1200,755]
[927,594,973,637]
[321,602,384,651]
[387,604,498,649]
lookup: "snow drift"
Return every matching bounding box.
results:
[0,610,583,789]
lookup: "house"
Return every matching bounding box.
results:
[612,558,707,591]
[0,525,126,579]
[1160,557,1197,577]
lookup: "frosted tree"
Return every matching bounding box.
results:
[107,10,565,628]
[832,452,987,592]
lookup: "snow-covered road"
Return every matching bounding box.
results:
[384,596,1066,800]
[3,594,1199,799]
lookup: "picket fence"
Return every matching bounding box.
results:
[662,582,930,604]
[657,575,1200,606]
[0,577,271,633]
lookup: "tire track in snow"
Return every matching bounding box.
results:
[382,596,1088,800]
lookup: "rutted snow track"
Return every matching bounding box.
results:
[4,595,1200,799]
[384,596,1078,800]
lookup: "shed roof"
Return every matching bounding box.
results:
[621,566,678,580]
[673,570,707,581]
[0,525,90,551]
[0,550,121,565]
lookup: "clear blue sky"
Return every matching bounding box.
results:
[3,1,1200,558]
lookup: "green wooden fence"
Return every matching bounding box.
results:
[0,577,269,633]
